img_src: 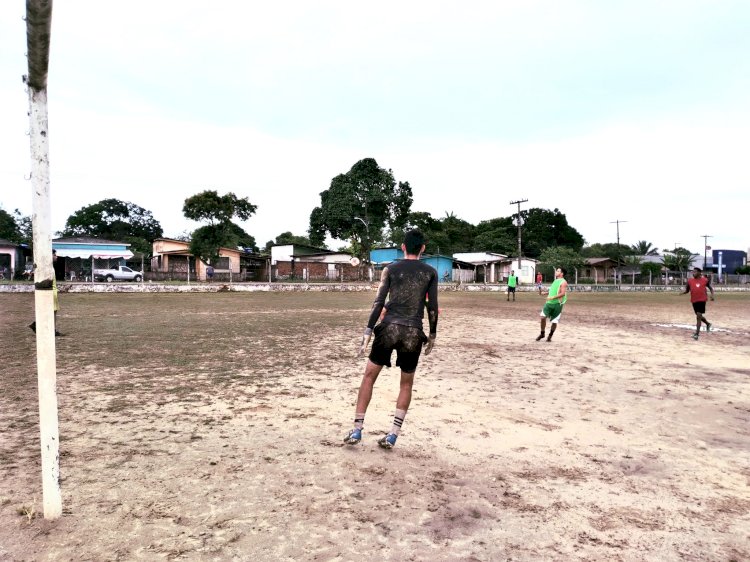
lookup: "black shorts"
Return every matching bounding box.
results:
[508,286,516,293]
[369,323,428,374]
[692,301,706,314]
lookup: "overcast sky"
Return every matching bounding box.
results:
[1,1,748,254]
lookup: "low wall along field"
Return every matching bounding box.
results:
[1,291,748,560]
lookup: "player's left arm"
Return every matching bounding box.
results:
[706,276,715,300]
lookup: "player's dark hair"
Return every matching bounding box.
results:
[694,267,702,272]
[403,229,425,255]
[559,267,567,277]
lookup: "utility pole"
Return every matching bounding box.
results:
[700,234,712,270]
[610,219,628,285]
[510,199,528,270]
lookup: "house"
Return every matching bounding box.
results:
[496,258,539,285]
[580,257,619,283]
[152,238,241,281]
[0,239,32,279]
[453,252,507,283]
[53,237,135,280]
[422,254,476,283]
[271,244,360,281]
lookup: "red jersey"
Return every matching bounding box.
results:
[687,277,709,303]
[536,273,542,283]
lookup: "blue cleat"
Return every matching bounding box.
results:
[378,433,398,449]
[344,428,362,445]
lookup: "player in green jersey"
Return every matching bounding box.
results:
[536,267,568,342]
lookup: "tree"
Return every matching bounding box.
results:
[183,190,257,225]
[60,199,163,256]
[640,262,662,279]
[473,217,516,255]
[265,232,314,252]
[661,247,697,277]
[397,211,477,255]
[429,212,476,255]
[13,210,33,245]
[308,158,413,261]
[182,190,257,262]
[581,242,633,261]
[538,246,586,278]
[0,208,20,242]
[631,240,659,256]
[515,208,585,258]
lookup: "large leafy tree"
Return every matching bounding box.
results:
[60,198,163,255]
[395,211,476,255]
[581,242,633,261]
[427,212,476,255]
[265,232,314,252]
[308,158,413,261]
[0,208,21,242]
[13,210,32,245]
[473,217,516,255]
[183,190,257,262]
[515,208,585,258]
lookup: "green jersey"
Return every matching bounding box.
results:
[508,275,518,288]
[548,278,567,304]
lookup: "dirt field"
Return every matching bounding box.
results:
[1,290,749,561]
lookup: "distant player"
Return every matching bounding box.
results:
[680,267,715,340]
[507,270,518,301]
[344,229,439,449]
[536,267,568,342]
[536,271,543,295]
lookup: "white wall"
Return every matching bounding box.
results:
[271,245,294,265]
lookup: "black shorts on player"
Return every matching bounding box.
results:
[369,323,429,374]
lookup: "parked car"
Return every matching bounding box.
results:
[93,265,143,282]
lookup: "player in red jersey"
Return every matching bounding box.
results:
[680,267,715,340]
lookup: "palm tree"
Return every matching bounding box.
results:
[631,240,659,256]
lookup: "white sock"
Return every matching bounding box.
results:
[390,409,407,435]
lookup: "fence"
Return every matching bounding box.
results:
[571,269,749,286]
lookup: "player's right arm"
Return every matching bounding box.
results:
[358,268,391,357]
[424,269,439,355]
[367,266,390,329]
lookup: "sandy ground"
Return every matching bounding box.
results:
[0,290,749,561]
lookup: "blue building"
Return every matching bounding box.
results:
[370,247,404,265]
[370,248,469,283]
[709,249,747,275]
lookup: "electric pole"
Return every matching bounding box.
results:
[610,219,628,285]
[510,199,528,270]
[700,234,712,270]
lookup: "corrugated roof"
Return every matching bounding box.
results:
[54,236,131,246]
